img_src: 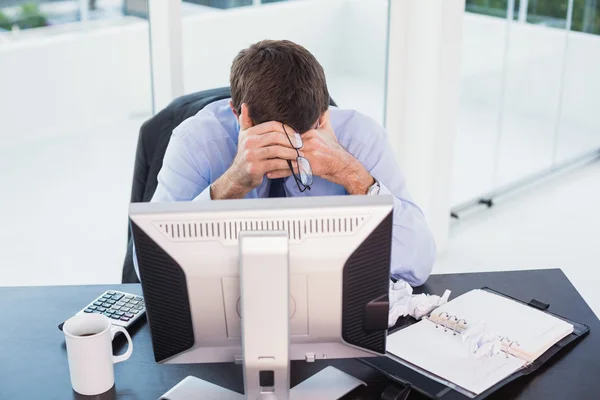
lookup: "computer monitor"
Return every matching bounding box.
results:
[130,195,393,399]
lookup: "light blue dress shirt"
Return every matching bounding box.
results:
[148,99,436,285]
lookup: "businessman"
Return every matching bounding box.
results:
[150,40,436,285]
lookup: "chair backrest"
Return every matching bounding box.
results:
[130,87,233,204]
[122,87,337,283]
[122,87,232,283]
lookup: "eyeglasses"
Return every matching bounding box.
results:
[282,123,313,192]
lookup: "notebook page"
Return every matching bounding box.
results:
[432,290,573,361]
[387,319,526,395]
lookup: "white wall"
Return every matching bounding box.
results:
[0,18,151,149]
[181,1,345,93]
[385,0,465,253]
[336,0,389,79]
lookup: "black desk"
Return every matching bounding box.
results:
[1,269,598,399]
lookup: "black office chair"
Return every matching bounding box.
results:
[122,87,337,283]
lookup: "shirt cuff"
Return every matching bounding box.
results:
[193,185,213,201]
[377,180,392,196]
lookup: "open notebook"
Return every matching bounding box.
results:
[386,289,574,396]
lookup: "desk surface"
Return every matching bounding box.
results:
[1,269,598,400]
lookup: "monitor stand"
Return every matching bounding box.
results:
[160,232,366,400]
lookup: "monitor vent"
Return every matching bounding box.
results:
[341,211,392,354]
[153,216,368,243]
[130,221,195,362]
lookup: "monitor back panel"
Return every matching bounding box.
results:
[131,196,392,364]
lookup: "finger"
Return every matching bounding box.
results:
[246,120,285,137]
[262,158,294,173]
[267,169,293,179]
[256,145,301,161]
[256,131,301,149]
[239,103,253,131]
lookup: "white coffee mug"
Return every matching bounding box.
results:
[63,313,133,396]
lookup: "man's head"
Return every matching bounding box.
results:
[230,40,330,134]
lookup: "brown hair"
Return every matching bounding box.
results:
[230,40,330,133]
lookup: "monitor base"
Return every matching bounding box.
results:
[159,366,365,400]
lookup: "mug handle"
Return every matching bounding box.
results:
[110,326,133,364]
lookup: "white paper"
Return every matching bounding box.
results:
[388,280,451,327]
[461,320,503,358]
[432,290,573,361]
[387,320,526,395]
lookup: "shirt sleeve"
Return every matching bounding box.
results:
[134,131,212,280]
[343,113,436,286]
[151,133,211,202]
[194,185,213,201]
[379,180,436,286]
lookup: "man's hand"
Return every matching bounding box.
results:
[211,104,299,199]
[301,111,375,195]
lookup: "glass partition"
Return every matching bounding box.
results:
[494,0,569,188]
[523,0,570,27]
[452,1,509,205]
[452,0,600,208]
[571,0,600,34]
[0,0,153,285]
[555,0,600,163]
[180,0,390,125]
